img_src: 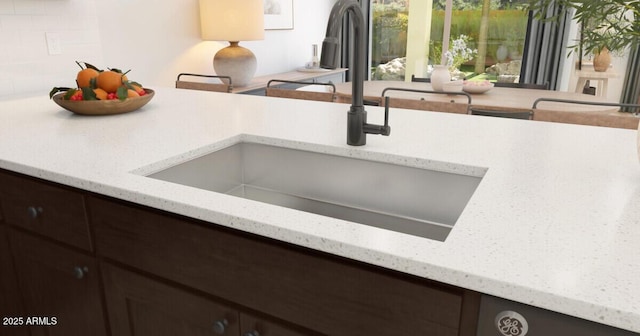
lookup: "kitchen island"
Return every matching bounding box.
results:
[0,87,639,334]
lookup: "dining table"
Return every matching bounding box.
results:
[322,80,640,129]
[330,80,620,113]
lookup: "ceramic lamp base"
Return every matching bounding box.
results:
[213,41,257,87]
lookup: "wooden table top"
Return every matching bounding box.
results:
[232,68,347,94]
[332,80,619,112]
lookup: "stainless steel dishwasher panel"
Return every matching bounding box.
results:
[477,295,638,336]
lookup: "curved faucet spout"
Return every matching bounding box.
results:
[320,0,365,109]
[321,0,389,146]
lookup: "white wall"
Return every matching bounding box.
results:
[0,0,335,98]
[0,0,103,97]
[96,0,336,88]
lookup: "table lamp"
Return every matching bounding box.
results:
[199,0,264,87]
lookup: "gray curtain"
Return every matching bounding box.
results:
[521,7,572,90]
[621,43,640,105]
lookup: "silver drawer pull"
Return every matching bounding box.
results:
[212,319,228,334]
[27,206,43,219]
[73,266,89,279]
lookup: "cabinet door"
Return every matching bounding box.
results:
[9,230,107,336]
[0,226,29,336]
[0,171,91,251]
[101,262,240,336]
[240,312,324,336]
[91,196,475,336]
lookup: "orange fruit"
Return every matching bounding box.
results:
[97,70,125,93]
[93,88,108,100]
[130,84,145,95]
[76,68,99,88]
[127,89,140,98]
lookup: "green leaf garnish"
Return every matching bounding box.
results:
[64,89,78,100]
[81,87,98,101]
[116,85,128,101]
[49,87,71,99]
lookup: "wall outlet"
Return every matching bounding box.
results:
[45,32,62,55]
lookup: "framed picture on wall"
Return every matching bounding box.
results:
[264,0,294,30]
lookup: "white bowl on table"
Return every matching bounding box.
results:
[462,80,494,94]
[442,80,464,92]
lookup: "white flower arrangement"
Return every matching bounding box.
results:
[444,34,478,74]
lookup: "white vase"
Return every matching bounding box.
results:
[431,65,451,92]
[637,121,640,163]
[496,45,508,62]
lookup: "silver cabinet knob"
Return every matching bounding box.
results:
[73,266,89,279]
[27,206,43,219]
[212,319,228,334]
[243,331,260,336]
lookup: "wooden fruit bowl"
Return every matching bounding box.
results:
[52,89,154,115]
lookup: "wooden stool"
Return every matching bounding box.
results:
[574,70,619,97]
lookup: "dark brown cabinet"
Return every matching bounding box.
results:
[0,225,29,336]
[90,195,480,336]
[0,171,91,251]
[0,170,106,336]
[8,230,108,336]
[101,262,322,336]
[0,168,481,336]
[102,262,241,336]
[240,312,321,336]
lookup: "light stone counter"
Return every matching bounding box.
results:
[1,87,639,332]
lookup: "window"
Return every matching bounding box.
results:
[370,0,530,83]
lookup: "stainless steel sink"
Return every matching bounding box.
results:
[147,142,483,241]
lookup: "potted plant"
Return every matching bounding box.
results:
[527,0,639,71]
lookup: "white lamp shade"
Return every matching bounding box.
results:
[199,0,264,41]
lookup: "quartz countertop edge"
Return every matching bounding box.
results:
[0,87,638,333]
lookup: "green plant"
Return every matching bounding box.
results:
[527,0,639,55]
[371,5,409,65]
[429,9,528,64]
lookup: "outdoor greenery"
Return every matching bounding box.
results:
[432,0,529,10]
[372,5,409,64]
[526,0,639,56]
[371,1,529,70]
[429,9,528,64]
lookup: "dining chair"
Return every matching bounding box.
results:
[494,82,549,90]
[266,79,336,102]
[469,106,534,120]
[381,87,471,114]
[410,74,430,83]
[532,98,640,129]
[175,73,233,93]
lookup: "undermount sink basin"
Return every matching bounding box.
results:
[147,141,483,241]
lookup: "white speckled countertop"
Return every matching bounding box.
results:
[1,88,639,332]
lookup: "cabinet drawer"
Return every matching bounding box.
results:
[101,262,240,336]
[91,196,478,336]
[0,170,91,251]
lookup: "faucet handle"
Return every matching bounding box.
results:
[380,97,391,135]
[363,98,391,136]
